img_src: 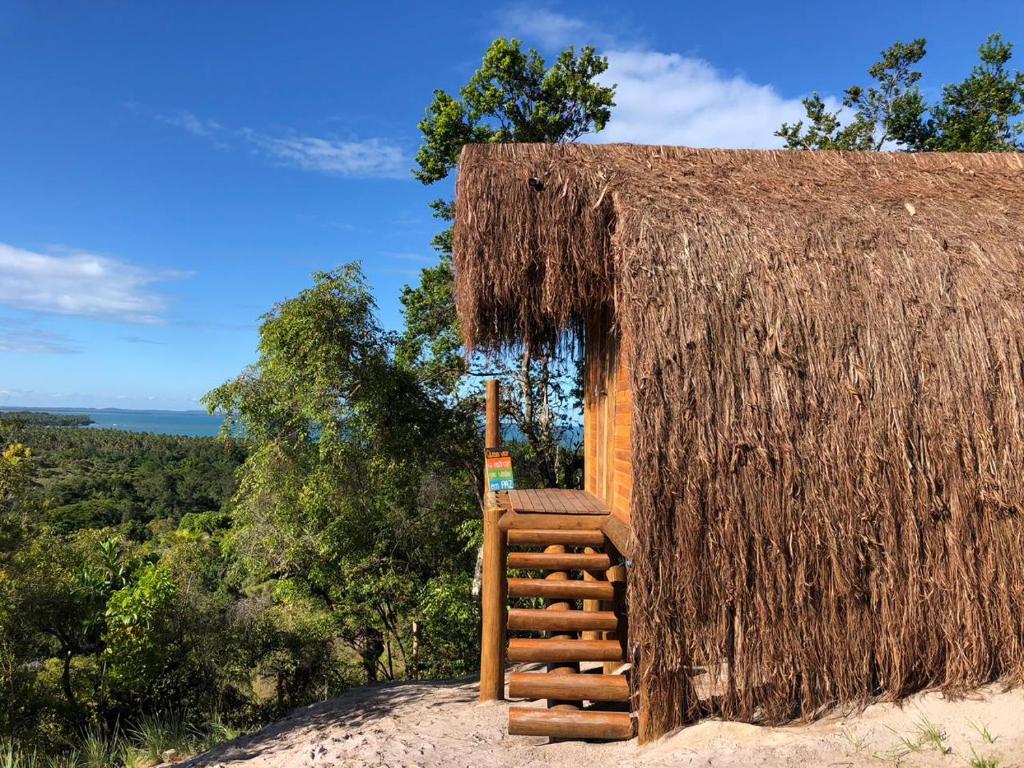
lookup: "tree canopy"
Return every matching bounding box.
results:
[777,34,1024,151]
[414,38,615,185]
[204,264,481,684]
[400,38,616,488]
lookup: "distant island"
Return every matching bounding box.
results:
[0,407,227,437]
[0,410,94,427]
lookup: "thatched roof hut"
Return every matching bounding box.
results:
[455,143,1024,741]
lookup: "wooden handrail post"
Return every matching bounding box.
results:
[480,379,506,701]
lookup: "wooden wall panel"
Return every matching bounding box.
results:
[610,347,632,523]
[583,310,633,524]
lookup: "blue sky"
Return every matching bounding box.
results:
[1,1,1020,410]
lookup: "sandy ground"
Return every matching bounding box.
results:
[180,679,1023,768]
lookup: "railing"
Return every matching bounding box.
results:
[479,379,506,701]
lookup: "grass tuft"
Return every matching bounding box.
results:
[44,753,81,768]
[0,742,36,768]
[912,715,951,755]
[127,712,191,764]
[79,727,121,768]
[968,719,996,744]
[968,753,1002,768]
[841,727,869,752]
[196,712,246,751]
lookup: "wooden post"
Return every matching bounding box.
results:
[581,545,602,641]
[479,379,506,701]
[543,543,581,730]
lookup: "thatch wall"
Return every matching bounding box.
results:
[454,144,1024,741]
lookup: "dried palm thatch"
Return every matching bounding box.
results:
[454,143,1024,742]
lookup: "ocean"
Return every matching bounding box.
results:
[0,407,226,438]
[0,407,583,443]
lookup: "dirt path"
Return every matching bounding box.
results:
[181,679,1022,768]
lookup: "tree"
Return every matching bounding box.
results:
[0,443,32,505]
[400,38,616,488]
[0,443,33,551]
[777,34,1023,152]
[928,34,1024,151]
[205,264,480,686]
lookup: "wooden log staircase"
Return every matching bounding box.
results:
[479,380,636,743]
[498,490,635,741]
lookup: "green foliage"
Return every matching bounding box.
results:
[0,424,244,532]
[414,38,615,184]
[0,443,33,550]
[78,728,120,768]
[0,412,93,428]
[0,443,33,510]
[205,263,480,689]
[777,34,1023,152]
[929,34,1024,151]
[418,572,479,677]
[397,255,463,396]
[402,38,610,487]
[125,712,189,765]
[778,38,929,150]
[0,742,32,768]
[103,565,177,694]
[0,424,248,760]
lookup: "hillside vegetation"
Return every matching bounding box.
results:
[0,412,94,428]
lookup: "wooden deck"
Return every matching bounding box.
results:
[506,489,609,515]
[497,488,633,559]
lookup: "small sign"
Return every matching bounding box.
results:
[485,449,515,492]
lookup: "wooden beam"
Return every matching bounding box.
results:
[542,545,580,714]
[479,379,505,703]
[507,551,611,572]
[603,563,628,674]
[601,515,635,560]
[581,545,605,640]
[508,578,615,601]
[500,511,607,531]
[507,638,624,663]
[508,672,630,702]
[507,529,606,548]
[508,708,635,740]
[507,608,618,632]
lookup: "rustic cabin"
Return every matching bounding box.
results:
[454,143,1024,743]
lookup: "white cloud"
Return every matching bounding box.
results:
[595,50,825,149]
[121,334,167,345]
[163,111,223,138]
[497,5,602,49]
[0,323,78,354]
[497,6,836,149]
[251,135,408,179]
[159,111,409,180]
[0,244,187,324]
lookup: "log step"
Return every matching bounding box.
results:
[507,608,618,632]
[500,512,607,531]
[507,529,606,548]
[508,578,615,601]
[507,551,611,572]
[508,638,624,663]
[508,672,630,702]
[508,708,634,740]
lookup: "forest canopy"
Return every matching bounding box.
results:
[0,411,94,428]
